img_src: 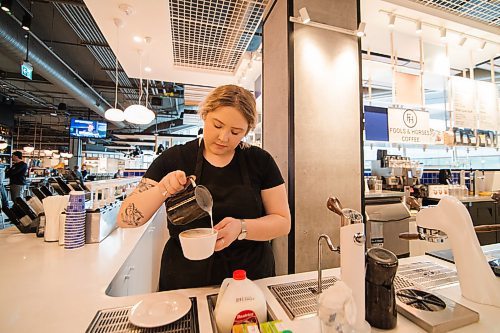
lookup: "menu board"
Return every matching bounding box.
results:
[450,76,476,129]
[388,108,432,144]
[476,81,498,131]
[394,71,422,106]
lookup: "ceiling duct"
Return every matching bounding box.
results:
[0,12,125,128]
[53,3,139,103]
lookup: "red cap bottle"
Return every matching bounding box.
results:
[233,270,246,280]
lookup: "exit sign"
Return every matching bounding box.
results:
[21,61,33,80]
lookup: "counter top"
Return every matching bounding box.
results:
[427,196,496,203]
[1,213,499,333]
[365,190,404,199]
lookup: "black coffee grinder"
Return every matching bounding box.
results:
[365,247,398,329]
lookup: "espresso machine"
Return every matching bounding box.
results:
[371,150,423,191]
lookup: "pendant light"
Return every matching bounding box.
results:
[124,48,155,125]
[105,18,125,122]
[0,138,7,150]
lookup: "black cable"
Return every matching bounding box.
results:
[25,33,29,62]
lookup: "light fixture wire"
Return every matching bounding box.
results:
[114,25,119,109]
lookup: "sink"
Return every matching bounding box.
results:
[206,294,276,333]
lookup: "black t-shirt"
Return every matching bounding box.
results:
[144,139,284,223]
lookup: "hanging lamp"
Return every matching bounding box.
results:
[0,138,7,150]
[124,48,155,124]
[105,18,125,122]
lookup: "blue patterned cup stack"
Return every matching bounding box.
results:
[64,191,86,249]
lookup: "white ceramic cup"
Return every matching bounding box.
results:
[179,228,217,260]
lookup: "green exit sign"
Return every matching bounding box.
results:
[21,61,33,80]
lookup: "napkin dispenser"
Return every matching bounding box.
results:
[85,202,119,243]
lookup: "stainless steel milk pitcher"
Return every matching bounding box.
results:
[165,176,213,225]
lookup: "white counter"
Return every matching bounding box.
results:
[1,212,498,333]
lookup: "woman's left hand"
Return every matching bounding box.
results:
[213,217,241,251]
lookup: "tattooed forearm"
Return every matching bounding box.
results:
[121,203,145,226]
[128,178,157,197]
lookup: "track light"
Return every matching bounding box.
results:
[388,14,395,28]
[478,40,486,51]
[1,0,13,12]
[415,21,422,34]
[299,7,310,24]
[356,22,366,37]
[458,36,467,46]
[21,12,31,31]
[440,28,447,41]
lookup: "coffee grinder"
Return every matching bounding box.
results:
[365,247,398,329]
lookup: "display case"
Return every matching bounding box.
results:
[0,125,12,168]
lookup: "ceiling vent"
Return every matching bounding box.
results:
[168,0,268,72]
[408,0,499,28]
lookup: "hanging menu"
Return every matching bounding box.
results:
[476,81,498,131]
[450,76,476,129]
[388,108,432,144]
[394,71,422,106]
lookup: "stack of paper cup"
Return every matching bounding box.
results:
[64,191,86,249]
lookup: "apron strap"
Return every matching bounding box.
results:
[194,138,204,181]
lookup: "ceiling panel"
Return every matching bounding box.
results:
[169,0,267,72]
[409,0,499,28]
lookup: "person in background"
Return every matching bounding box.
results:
[117,84,291,291]
[156,144,165,155]
[0,165,9,209]
[6,151,27,201]
[113,169,124,179]
[81,165,88,180]
[71,165,85,186]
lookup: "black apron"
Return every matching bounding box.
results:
[159,140,275,291]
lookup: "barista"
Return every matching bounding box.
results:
[117,85,291,291]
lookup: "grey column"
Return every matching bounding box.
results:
[263,0,363,274]
[68,137,83,169]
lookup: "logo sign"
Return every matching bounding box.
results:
[388,108,432,144]
[21,61,33,80]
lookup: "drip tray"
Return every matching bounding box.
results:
[86,297,199,333]
[396,289,479,333]
[395,262,479,333]
[397,261,459,290]
[267,276,338,320]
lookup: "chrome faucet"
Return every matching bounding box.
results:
[315,234,340,294]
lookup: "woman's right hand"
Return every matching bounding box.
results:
[158,170,189,196]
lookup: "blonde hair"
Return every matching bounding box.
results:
[198,85,257,135]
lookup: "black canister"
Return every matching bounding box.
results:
[365,247,398,329]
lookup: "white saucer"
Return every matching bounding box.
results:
[128,292,192,328]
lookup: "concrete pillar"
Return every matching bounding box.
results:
[69,137,83,169]
[263,0,363,274]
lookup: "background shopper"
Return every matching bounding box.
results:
[6,151,27,202]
